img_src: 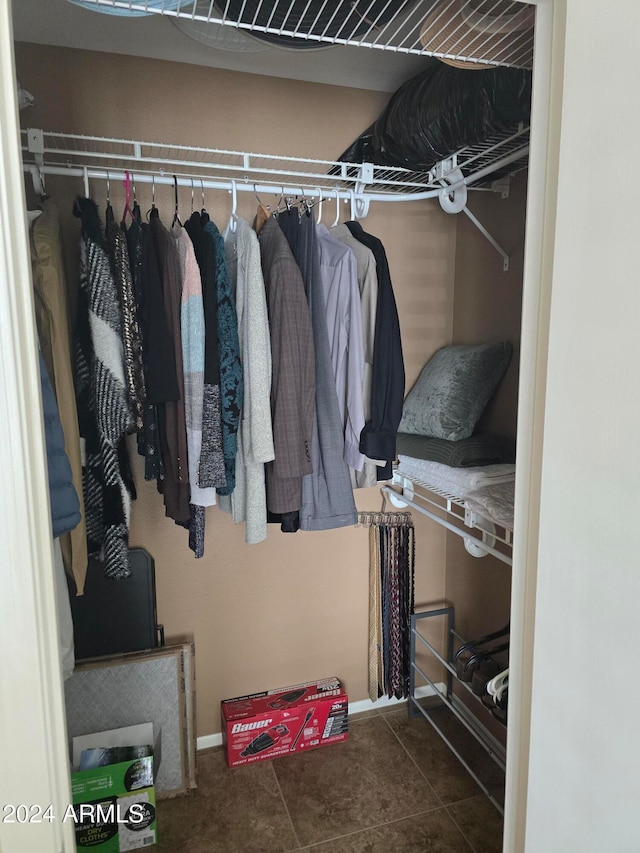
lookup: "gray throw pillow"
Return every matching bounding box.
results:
[398,342,512,441]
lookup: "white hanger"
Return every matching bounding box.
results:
[29,164,46,198]
[315,187,323,224]
[228,179,238,233]
[332,188,340,227]
[486,668,509,703]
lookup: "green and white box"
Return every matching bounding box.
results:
[71,756,156,850]
[71,723,157,851]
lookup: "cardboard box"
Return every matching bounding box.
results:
[221,677,348,768]
[71,724,157,850]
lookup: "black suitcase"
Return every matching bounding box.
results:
[67,547,164,660]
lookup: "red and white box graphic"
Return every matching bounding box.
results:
[221,677,348,768]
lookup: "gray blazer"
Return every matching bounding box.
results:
[278,211,357,531]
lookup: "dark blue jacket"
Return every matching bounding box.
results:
[345,221,405,480]
[39,350,81,538]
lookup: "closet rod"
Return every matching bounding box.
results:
[24,163,446,209]
[380,485,513,567]
[24,139,527,207]
[25,164,364,203]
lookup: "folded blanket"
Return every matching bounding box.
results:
[465,482,515,531]
[397,456,515,497]
[396,433,515,468]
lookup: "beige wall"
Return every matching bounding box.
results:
[453,170,527,441]
[16,43,457,737]
[444,170,527,742]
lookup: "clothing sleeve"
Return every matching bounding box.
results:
[340,250,366,471]
[270,257,315,481]
[211,228,243,496]
[359,251,379,425]
[143,225,180,403]
[39,349,81,539]
[180,236,216,507]
[360,242,405,467]
[186,220,225,490]
[245,231,275,465]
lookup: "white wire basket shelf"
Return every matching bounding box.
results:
[21,125,529,202]
[385,470,513,565]
[72,0,535,70]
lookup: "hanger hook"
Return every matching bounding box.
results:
[190,177,194,214]
[315,187,323,224]
[332,188,340,227]
[122,169,131,214]
[106,170,110,206]
[131,172,136,203]
[201,178,205,211]
[350,188,357,221]
[231,179,238,216]
[228,179,238,233]
[36,164,46,197]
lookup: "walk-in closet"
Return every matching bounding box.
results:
[4,2,640,852]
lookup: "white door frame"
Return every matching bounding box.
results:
[0,1,562,851]
[504,0,565,850]
[0,2,75,851]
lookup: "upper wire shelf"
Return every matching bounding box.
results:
[75,0,535,70]
[21,126,529,200]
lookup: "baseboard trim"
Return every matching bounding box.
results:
[197,732,224,751]
[196,684,445,752]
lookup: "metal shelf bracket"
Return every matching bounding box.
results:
[462,206,510,272]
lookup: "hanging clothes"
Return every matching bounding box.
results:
[220,217,274,544]
[30,199,87,594]
[173,223,217,556]
[39,349,81,540]
[315,223,366,472]
[258,215,315,517]
[72,196,134,580]
[278,210,357,531]
[53,539,75,680]
[331,222,380,488]
[184,211,226,489]
[104,204,146,432]
[125,204,176,483]
[150,212,190,524]
[203,218,242,496]
[39,349,77,679]
[345,221,405,481]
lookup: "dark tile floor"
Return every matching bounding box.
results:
[155,705,505,852]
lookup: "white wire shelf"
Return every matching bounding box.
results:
[21,126,529,202]
[74,0,535,70]
[385,470,513,565]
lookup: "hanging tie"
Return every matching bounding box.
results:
[369,523,382,701]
